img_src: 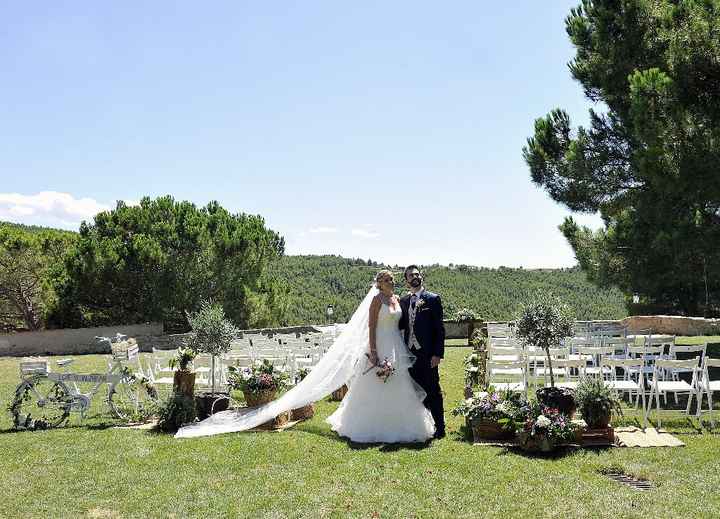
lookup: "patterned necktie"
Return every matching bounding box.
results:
[409,294,421,350]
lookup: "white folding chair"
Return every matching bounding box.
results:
[487,358,527,395]
[646,357,701,428]
[696,357,720,427]
[602,336,634,360]
[576,345,614,378]
[602,358,647,424]
[552,358,587,390]
[533,346,570,386]
[148,347,177,388]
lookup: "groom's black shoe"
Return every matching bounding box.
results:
[433,429,446,439]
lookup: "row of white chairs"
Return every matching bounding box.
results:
[486,345,720,428]
[145,329,338,392]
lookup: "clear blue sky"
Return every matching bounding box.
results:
[0,1,603,268]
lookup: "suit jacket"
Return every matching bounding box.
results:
[399,290,445,359]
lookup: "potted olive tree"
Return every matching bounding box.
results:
[186,301,239,419]
[515,293,576,416]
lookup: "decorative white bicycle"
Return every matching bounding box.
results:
[10,334,158,430]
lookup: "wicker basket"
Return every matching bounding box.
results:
[330,384,348,401]
[291,404,315,421]
[517,432,556,452]
[471,419,513,442]
[243,389,277,407]
[256,410,291,430]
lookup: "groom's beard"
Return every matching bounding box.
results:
[409,278,422,289]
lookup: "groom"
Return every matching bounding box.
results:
[399,265,446,439]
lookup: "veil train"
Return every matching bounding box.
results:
[175,287,378,438]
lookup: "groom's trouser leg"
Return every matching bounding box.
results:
[411,360,445,433]
[425,366,445,433]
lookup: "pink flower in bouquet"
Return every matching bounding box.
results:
[375,357,396,383]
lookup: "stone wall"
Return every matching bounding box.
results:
[0,322,330,356]
[621,315,720,336]
[0,323,164,357]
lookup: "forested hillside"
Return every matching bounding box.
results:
[272,255,628,325]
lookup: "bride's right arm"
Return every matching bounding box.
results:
[368,295,381,365]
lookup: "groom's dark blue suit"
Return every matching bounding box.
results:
[399,290,445,436]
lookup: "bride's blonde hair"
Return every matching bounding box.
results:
[374,269,394,288]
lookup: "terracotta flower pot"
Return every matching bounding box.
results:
[173,370,196,397]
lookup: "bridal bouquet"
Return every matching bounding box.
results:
[363,354,395,383]
[375,357,395,383]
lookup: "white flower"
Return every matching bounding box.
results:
[496,401,512,415]
[535,415,552,428]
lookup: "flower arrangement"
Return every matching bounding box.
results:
[463,351,483,388]
[363,354,396,383]
[452,388,526,440]
[375,358,395,383]
[227,359,289,395]
[516,402,580,452]
[452,389,525,424]
[455,308,478,322]
[574,376,623,429]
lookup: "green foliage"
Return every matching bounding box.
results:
[186,301,238,357]
[168,347,196,372]
[515,293,575,351]
[0,221,76,331]
[273,256,626,324]
[523,0,720,316]
[451,388,526,428]
[156,392,197,433]
[227,359,289,394]
[575,376,623,428]
[48,196,285,330]
[463,350,483,388]
[515,293,575,386]
[454,308,478,322]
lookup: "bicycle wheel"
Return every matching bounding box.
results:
[11,376,72,430]
[108,374,159,421]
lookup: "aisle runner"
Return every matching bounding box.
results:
[613,427,685,448]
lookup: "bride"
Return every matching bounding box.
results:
[326,270,435,442]
[176,269,435,442]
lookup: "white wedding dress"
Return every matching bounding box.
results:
[326,302,435,443]
[175,287,434,441]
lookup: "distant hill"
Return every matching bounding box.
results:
[272,255,628,325]
[0,220,628,326]
[0,220,77,235]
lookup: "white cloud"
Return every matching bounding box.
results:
[351,228,380,239]
[0,191,109,229]
[309,226,338,234]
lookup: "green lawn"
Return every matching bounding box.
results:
[1,347,720,518]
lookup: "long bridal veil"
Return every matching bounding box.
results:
[175,287,379,438]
